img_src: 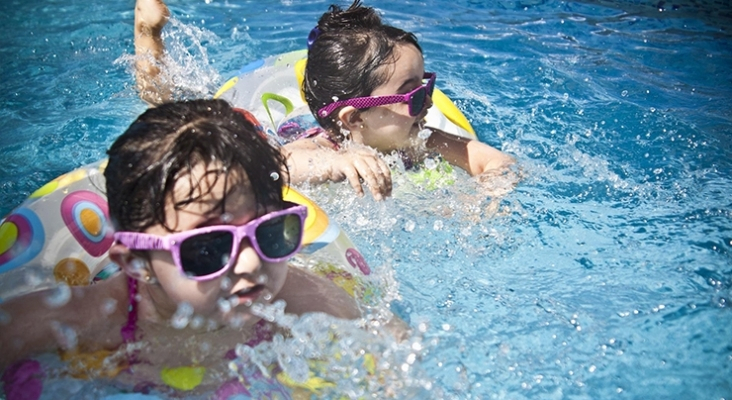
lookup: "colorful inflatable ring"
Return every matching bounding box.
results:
[214,49,476,139]
[0,160,375,304]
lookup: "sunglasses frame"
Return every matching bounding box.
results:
[317,72,436,118]
[114,202,307,281]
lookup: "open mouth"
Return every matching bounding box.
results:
[228,285,265,307]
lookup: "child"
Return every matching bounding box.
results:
[133,0,393,200]
[296,0,515,182]
[0,99,360,393]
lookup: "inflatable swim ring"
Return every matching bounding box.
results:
[214,49,476,140]
[0,159,376,304]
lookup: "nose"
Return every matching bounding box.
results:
[424,93,434,111]
[229,239,262,277]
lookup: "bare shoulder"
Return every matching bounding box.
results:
[277,266,361,320]
[0,274,129,370]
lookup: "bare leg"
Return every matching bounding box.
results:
[134,0,171,105]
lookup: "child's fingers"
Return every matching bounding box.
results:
[354,157,392,200]
[343,165,366,198]
[374,157,392,196]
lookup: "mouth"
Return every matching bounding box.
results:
[227,285,265,308]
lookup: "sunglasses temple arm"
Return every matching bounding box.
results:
[114,232,166,251]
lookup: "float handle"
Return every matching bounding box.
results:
[261,93,295,129]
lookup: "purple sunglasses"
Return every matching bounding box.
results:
[317,72,436,118]
[114,202,307,281]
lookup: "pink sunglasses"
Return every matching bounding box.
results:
[114,202,307,281]
[317,72,436,118]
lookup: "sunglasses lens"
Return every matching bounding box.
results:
[410,88,426,116]
[426,77,435,96]
[180,231,234,277]
[255,213,302,259]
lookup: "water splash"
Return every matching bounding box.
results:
[171,302,195,329]
[43,284,71,308]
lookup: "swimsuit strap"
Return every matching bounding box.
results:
[318,130,341,151]
[297,126,340,151]
[120,277,138,343]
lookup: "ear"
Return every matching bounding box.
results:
[109,244,149,281]
[336,106,366,143]
[337,106,364,129]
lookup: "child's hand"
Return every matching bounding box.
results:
[282,140,392,200]
[328,147,392,200]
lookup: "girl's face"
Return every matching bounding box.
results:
[350,43,432,153]
[143,162,288,326]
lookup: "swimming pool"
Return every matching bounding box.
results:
[1,0,731,398]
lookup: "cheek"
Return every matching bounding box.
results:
[266,262,289,295]
[153,262,223,313]
[363,111,416,149]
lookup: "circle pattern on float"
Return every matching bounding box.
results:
[0,208,45,274]
[53,258,91,286]
[60,190,114,257]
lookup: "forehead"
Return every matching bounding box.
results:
[374,43,425,94]
[164,162,254,230]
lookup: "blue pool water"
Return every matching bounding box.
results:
[2,0,731,398]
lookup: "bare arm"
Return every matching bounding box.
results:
[426,128,514,176]
[277,266,361,320]
[282,137,392,200]
[0,275,129,371]
[134,0,171,105]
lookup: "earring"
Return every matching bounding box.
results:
[129,257,156,284]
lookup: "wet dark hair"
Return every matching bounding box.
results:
[304,0,421,139]
[105,99,287,232]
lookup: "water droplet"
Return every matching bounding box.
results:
[171,302,194,329]
[190,315,205,329]
[404,220,416,232]
[270,171,280,181]
[218,298,232,314]
[24,272,43,287]
[220,277,232,291]
[417,128,432,140]
[100,298,118,315]
[129,258,146,275]
[221,212,233,223]
[621,90,628,97]
[44,284,72,308]
[433,220,444,231]
[51,321,78,350]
